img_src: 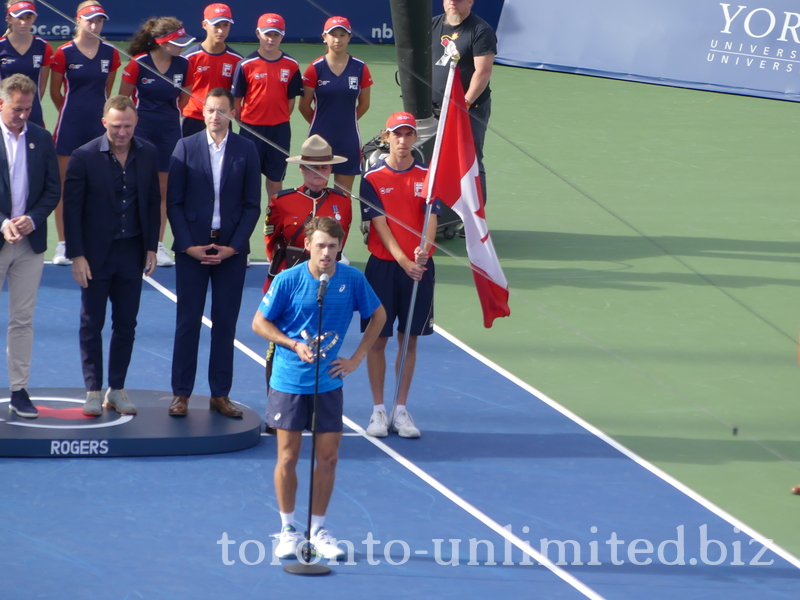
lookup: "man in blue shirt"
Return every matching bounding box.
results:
[252,215,385,562]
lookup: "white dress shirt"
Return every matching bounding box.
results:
[0,119,29,233]
[206,129,229,231]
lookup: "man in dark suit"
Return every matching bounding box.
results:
[167,88,260,418]
[64,95,160,416]
[0,74,59,418]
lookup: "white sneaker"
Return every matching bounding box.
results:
[273,525,304,559]
[365,410,389,437]
[338,252,350,266]
[310,527,345,560]
[52,241,71,265]
[391,409,421,438]
[156,242,174,267]
[246,255,251,268]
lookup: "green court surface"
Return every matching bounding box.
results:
[42,42,800,557]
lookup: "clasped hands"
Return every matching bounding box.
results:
[186,244,236,265]
[3,215,33,244]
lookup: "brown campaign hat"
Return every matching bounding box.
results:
[286,135,347,165]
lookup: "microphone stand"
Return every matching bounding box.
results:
[284,275,331,576]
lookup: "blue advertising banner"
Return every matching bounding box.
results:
[496,0,800,102]
[33,1,398,44]
[34,1,502,45]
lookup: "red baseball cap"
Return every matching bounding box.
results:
[257,13,285,35]
[7,2,36,18]
[385,112,417,132]
[323,16,351,34]
[204,3,233,25]
[77,4,107,20]
[155,27,196,48]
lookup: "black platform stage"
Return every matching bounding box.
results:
[0,389,262,457]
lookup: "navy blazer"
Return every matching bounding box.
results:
[0,122,60,254]
[167,130,261,254]
[63,135,161,271]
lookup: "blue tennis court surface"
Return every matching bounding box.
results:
[0,265,797,599]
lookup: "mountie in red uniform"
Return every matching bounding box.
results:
[262,186,352,292]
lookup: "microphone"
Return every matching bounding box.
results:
[317,273,330,304]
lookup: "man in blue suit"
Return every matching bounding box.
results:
[167,88,261,417]
[64,95,161,416]
[0,74,59,418]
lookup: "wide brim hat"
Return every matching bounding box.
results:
[286,134,347,165]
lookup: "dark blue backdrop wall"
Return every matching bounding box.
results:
[34,1,504,44]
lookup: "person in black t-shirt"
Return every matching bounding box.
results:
[431,0,497,205]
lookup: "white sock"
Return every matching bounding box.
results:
[280,511,294,529]
[373,404,386,415]
[311,514,325,533]
[394,405,407,416]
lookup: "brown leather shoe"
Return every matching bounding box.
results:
[169,395,189,416]
[210,396,243,418]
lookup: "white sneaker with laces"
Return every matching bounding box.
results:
[273,525,304,559]
[365,410,389,437]
[338,252,350,265]
[53,241,72,265]
[391,409,421,438]
[156,242,174,267]
[310,528,345,560]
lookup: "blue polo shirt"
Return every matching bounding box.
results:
[259,262,381,394]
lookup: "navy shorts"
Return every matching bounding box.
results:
[361,254,435,337]
[240,122,290,182]
[136,120,181,172]
[266,387,344,433]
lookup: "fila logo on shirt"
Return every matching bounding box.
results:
[32,55,42,68]
[280,68,289,82]
[414,182,424,197]
[348,76,358,90]
[222,63,233,77]
[101,59,110,73]
[173,74,184,86]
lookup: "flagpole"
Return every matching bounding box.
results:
[388,59,457,419]
[389,203,433,419]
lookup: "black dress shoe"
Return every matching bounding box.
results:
[210,396,243,418]
[169,395,189,416]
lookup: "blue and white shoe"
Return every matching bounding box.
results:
[9,389,37,418]
[274,525,304,559]
[310,527,345,560]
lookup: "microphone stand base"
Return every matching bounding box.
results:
[283,562,332,576]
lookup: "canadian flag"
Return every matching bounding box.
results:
[423,63,510,328]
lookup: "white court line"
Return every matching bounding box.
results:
[144,275,605,599]
[433,325,800,571]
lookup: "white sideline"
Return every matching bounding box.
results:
[433,324,800,571]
